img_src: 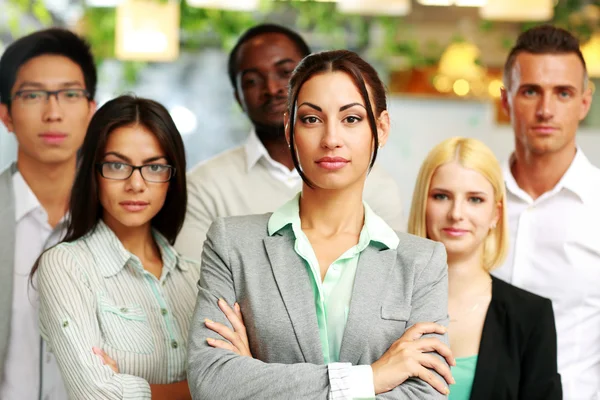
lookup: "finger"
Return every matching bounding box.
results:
[233,303,249,346]
[404,323,447,341]
[206,337,241,355]
[415,365,450,396]
[205,318,246,350]
[412,338,455,366]
[418,353,455,385]
[218,298,245,334]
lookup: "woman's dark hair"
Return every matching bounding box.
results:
[287,49,387,188]
[30,95,187,278]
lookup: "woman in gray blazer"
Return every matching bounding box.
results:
[187,50,454,400]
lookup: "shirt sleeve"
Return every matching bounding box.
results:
[328,363,375,400]
[38,245,151,400]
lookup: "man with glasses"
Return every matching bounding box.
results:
[0,28,97,400]
[176,24,404,258]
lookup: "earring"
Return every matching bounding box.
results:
[490,223,497,229]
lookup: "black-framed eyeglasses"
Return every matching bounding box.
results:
[12,89,90,105]
[96,162,175,183]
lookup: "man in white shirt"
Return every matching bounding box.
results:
[176,24,404,259]
[0,28,97,400]
[493,25,600,399]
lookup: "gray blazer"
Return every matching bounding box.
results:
[0,164,17,380]
[187,214,450,399]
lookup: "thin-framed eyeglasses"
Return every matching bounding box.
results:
[96,162,175,183]
[11,89,90,106]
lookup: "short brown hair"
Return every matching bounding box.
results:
[503,25,588,89]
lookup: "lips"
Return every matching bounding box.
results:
[316,156,350,171]
[442,228,469,237]
[531,126,558,134]
[39,132,68,145]
[264,98,287,114]
[119,201,149,212]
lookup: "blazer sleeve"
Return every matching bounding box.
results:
[174,176,216,261]
[38,246,151,400]
[519,298,562,400]
[377,242,450,399]
[186,218,332,400]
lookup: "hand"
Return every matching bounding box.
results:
[92,347,119,373]
[371,322,455,395]
[204,298,252,357]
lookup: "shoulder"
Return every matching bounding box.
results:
[395,232,445,264]
[38,240,93,285]
[492,276,553,319]
[207,213,272,240]
[187,145,246,186]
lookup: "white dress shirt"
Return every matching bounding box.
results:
[0,172,68,400]
[244,129,302,189]
[493,149,600,400]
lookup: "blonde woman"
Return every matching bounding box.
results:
[408,137,561,400]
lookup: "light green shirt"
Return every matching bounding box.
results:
[268,193,399,364]
[449,355,478,400]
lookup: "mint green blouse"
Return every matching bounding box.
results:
[449,355,478,400]
[267,193,400,364]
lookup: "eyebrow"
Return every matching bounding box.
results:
[298,102,366,113]
[240,58,296,77]
[103,151,167,164]
[16,81,85,90]
[430,188,488,196]
[518,83,578,92]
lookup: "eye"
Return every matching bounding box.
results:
[344,115,362,124]
[300,116,320,124]
[147,164,168,172]
[432,193,448,200]
[522,88,537,97]
[64,89,84,98]
[23,91,42,100]
[469,196,484,204]
[107,162,126,171]
[558,90,571,99]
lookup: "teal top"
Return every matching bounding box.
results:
[268,193,399,363]
[449,355,478,400]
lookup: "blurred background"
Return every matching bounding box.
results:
[2,0,600,211]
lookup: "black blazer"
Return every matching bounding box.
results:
[470,276,562,400]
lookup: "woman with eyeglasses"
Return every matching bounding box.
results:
[32,95,197,400]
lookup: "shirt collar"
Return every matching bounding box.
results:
[84,219,186,278]
[244,129,269,172]
[13,171,43,223]
[268,192,399,250]
[504,148,593,204]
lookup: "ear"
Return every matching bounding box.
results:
[284,112,291,146]
[579,81,594,121]
[0,103,14,133]
[491,200,502,229]
[88,100,97,122]
[500,87,511,118]
[376,110,390,148]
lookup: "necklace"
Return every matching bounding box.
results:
[449,278,492,323]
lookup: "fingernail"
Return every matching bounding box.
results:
[206,338,214,344]
[445,387,450,395]
[92,347,101,354]
[452,377,456,384]
[204,318,214,325]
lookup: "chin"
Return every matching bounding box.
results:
[113,213,154,229]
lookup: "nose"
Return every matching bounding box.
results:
[535,92,555,121]
[264,72,286,98]
[42,94,64,122]
[321,120,344,150]
[448,199,464,222]
[125,169,146,192]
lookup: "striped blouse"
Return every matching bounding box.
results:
[37,220,200,400]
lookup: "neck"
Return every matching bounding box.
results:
[447,249,490,299]
[299,182,364,236]
[105,219,157,261]
[17,151,77,227]
[512,144,576,200]
[255,125,294,171]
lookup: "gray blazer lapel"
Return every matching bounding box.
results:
[339,246,397,365]
[264,232,324,365]
[0,164,16,377]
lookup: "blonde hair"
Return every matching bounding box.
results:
[408,137,509,270]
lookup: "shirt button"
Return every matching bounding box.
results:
[62,320,69,328]
[171,340,178,349]
[120,307,128,313]
[161,308,168,316]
